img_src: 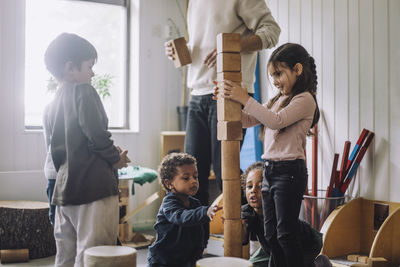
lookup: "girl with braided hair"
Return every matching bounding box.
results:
[215,43,320,267]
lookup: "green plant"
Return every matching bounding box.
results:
[92,73,113,100]
[46,76,58,93]
[46,73,113,100]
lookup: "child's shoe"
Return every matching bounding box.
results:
[314,254,332,267]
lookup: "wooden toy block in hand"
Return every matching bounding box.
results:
[217,33,241,53]
[169,37,192,68]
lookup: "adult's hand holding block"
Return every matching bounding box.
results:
[168,37,192,68]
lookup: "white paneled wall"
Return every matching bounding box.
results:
[0,0,186,226]
[1,0,399,230]
[265,0,400,201]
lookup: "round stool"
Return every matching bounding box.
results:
[196,257,253,267]
[84,245,137,267]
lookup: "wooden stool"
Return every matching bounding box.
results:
[84,246,136,267]
[0,201,56,259]
[196,257,253,267]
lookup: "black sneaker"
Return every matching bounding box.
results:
[314,254,332,267]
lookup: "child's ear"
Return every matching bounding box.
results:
[64,61,75,73]
[294,63,303,76]
[164,179,173,190]
[63,61,76,80]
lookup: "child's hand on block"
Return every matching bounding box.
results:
[207,205,222,220]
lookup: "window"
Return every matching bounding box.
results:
[24,0,129,128]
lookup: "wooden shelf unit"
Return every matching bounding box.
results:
[321,197,400,266]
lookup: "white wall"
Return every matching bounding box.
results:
[265,0,400,201]
[0,0,186,227]
[1,0,399,229]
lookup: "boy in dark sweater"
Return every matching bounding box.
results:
[147,153,220,267]
[44,33,129,266]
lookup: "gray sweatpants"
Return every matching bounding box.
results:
[54,195,119,267]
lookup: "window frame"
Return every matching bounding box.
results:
[23,0,131,130]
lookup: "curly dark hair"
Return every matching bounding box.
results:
[158,153,197,191]
[240,161,263,191]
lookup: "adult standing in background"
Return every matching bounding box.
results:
[165,0,280,244]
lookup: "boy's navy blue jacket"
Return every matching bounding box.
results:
[147,191,210,267]
[241,204,322,266]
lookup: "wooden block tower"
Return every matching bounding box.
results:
[216,33,243,257]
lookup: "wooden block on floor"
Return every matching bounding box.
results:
[170,37,192,68]
[119,223,132,242]
[357,256,369,264]
[0,249,29,264]
[368,257,388,267]
[350,263,369,267]
[217,53,241,72]
[217,33,241,53]
[242,243,250,260]
[217,121,243,141]
[217,98,242,122]
[217,72,242,83]
[348,255,360,262]
[121,233,155,249]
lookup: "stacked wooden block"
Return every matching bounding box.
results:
[216,33,243,257]
[343,255,388,267]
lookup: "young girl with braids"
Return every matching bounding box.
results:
[215,43,320,267]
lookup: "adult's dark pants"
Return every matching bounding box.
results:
[185,94,219,246]
[185,94,251,198]
[262,159,308,267]
[185,94,250,243]
[185,94,220,207]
